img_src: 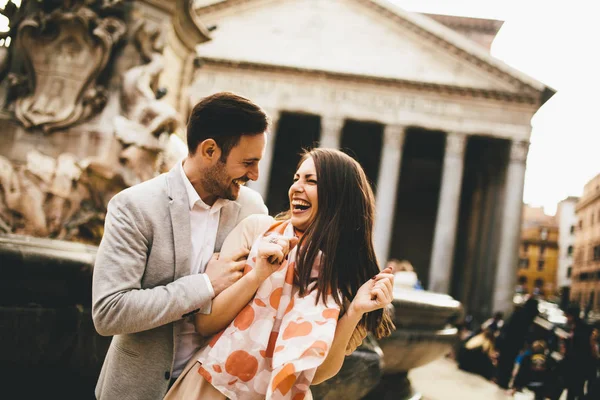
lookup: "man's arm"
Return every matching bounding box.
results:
[196,216,293,337]
[92,195,213,336]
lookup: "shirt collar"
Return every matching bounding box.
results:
[178,159,229,213]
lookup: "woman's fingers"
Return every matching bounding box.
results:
[380,276,393,294]
[372,280,393,304]
[371,287,387,306]
[262,235,297,261]
[373,273,394,282]
[265,246,285,264]
[373,284,392,304]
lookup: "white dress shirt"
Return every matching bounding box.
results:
[172,160,229,378]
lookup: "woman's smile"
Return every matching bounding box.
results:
[288,157,319,232]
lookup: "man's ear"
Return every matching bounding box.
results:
[198,139,222,162]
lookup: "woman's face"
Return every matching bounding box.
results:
[289,156,319,232]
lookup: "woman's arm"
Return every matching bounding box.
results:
[312,268,394,385]
[195,268,264,336]
[195,234,298,337]
[312,305,364,384]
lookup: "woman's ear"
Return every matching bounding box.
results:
[198,139,222,163]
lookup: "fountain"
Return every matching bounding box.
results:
[0,2,462,398]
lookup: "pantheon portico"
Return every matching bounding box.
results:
[157,0,554,318]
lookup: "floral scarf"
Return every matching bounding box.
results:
[195,220,341,400]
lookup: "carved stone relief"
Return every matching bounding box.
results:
[0,14,186,244]
[114,21,181,186]
[12,2,126,132]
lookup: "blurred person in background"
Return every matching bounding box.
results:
[495,297,540,389]
[511,340,555,400]
[387,259,423,290]
[584,327,599,399]
[457,327,497,380]
[482,312,505,337]
[557,305,594,400]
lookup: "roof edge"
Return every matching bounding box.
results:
[195,56,539,104]
[365,0,551,96]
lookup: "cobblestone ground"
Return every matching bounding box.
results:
[409,358,570,400]
[409,357,513,400]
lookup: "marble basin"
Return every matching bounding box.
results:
[0,233,462,400]
[313,288,462,400]
[380,288,462,373]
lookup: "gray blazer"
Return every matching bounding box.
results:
[92,165,268,400]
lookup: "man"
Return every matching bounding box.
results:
[92,92,270,400]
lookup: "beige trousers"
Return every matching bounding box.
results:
[164,351,226,400]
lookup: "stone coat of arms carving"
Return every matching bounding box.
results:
[14,4,126,132]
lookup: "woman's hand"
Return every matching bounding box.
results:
[253,234,299,282]
[349,267,394,316]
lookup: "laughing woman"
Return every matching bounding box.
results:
[165,148,395,400]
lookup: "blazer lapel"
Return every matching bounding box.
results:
[215,200,241,252]
[166,166,191,280]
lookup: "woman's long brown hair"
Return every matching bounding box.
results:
[290,148,394,339]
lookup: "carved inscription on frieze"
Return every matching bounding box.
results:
[191,69,533,127]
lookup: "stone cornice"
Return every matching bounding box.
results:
[139,0,176,13]
[173,0,212,52]
[423,13,504,35]
[195,57,539,104]
[360,0,551,99]
[576,191,600,212]
[192,0,554,105]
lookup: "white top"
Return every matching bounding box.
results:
[172,160,229,378]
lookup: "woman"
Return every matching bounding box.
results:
[166,148,395,399]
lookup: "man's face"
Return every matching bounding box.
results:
[202,133,266,201]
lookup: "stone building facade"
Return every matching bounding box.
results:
[0,0,554,318]
[556,197,579,306]
[517,205,559,298]
[572,174,600,313]
[156,0,553,318]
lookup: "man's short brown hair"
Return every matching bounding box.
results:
[186,92,268,160]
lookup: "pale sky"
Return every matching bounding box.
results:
[393,0,600,215]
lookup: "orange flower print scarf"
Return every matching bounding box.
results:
[195,220,341,400]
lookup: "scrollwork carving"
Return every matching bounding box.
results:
[114,21,181,186]
[12,1,126,132]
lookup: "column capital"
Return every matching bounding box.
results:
[445,132,467,157]
[321,116,345,132]
[383,124,406,148]
[509,140,529,163]
[319,116,345,149]
[264,109,281,127]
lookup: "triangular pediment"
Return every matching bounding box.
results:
[192,0,547,95]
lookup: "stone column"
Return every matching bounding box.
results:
[428,132,467,294]
[319,116,344,149]
[492,140,529,313]
[246,110,279,199]
[374,125,406,264]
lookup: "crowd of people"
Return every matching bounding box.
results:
[456,298,600,399]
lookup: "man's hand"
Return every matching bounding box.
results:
[204,249,249,296]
